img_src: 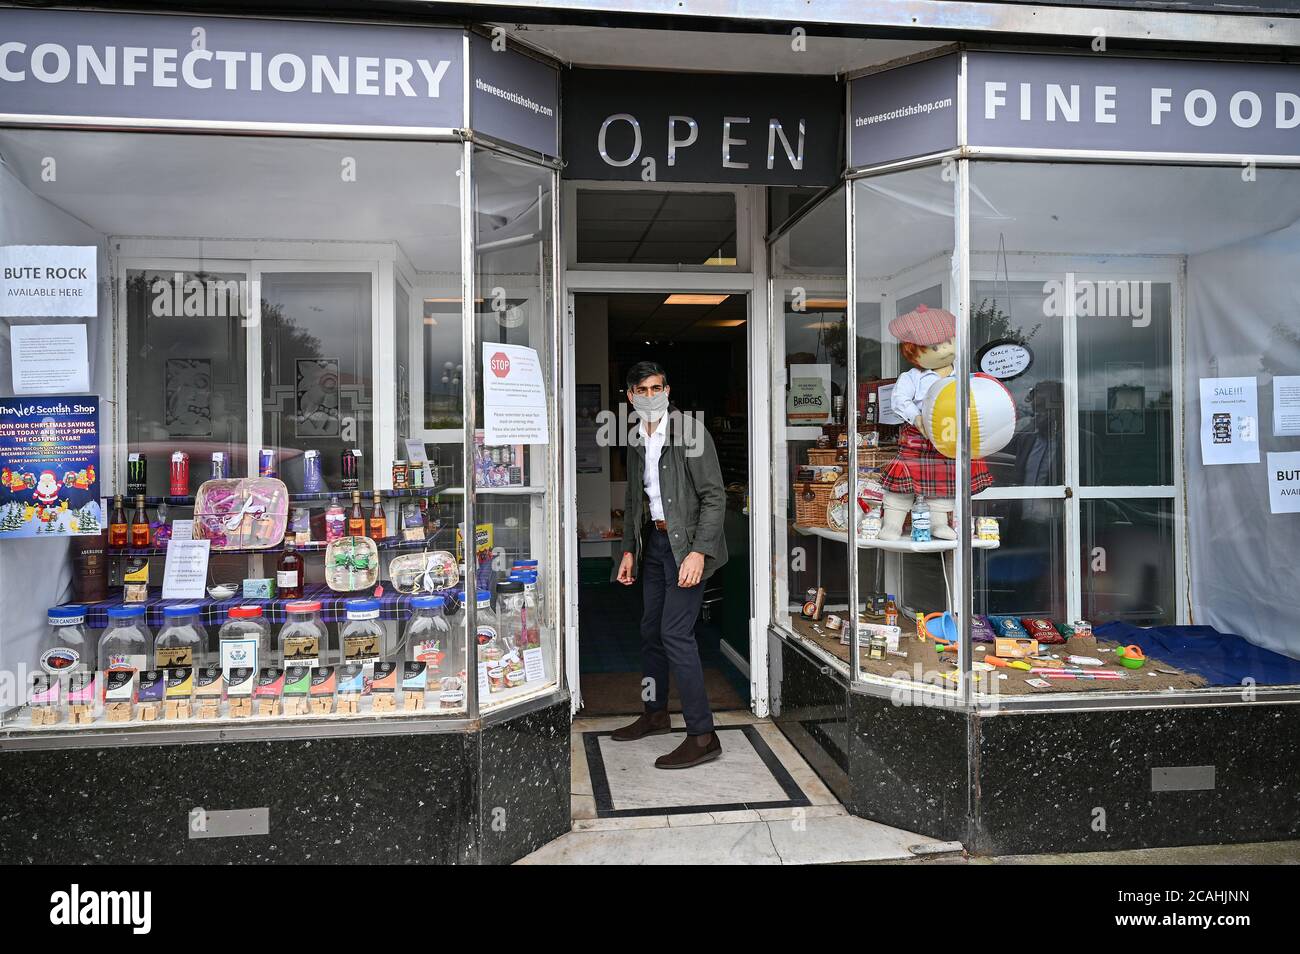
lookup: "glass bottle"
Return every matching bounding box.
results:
[347,490,366,537]
[130,494,150,548]
[340,598,385,671]
[42,605,92,684]
[471,589,508,694]
[279,600,328,668]
[404,595,457,678]
[108,495,128,549]
[507,571,541,653]
[495,579,527,669]
[368,492,387,541]
[155,604,206,668]
[276,538,304,599]
[324,497,346,542]
[885,593,899,628]
[99,604,151,672]
[219,605,272,675]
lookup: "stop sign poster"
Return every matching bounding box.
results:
[482,343,549,445]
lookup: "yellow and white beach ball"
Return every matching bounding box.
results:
[921,373,1017,460]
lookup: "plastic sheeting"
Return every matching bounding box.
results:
[1186,218,1300,661]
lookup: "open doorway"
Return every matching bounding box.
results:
[572,292,751,717]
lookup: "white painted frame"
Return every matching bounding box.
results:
[560,182,771,717]
[965,251,1186,625]
[113,239,395,492]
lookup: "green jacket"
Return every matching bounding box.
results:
[622,410,729,580]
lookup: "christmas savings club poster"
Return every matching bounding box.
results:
[0,395,100,538]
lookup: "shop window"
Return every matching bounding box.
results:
[769,187,850,673]
[968,161,1300,695]
[0,127,564,731]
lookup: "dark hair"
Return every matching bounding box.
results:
[626,361,669,391]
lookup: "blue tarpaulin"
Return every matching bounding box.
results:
[1096,622,1300,687]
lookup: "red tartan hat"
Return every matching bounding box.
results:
[888,303,956,346]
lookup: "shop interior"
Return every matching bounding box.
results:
[573,291,751,715]
[1,127,562,725]
[775,162,1300,696]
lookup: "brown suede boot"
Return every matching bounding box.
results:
[654,731,721,769]
[610,709,672,742]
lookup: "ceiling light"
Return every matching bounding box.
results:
[803,298,847,310]
[703,256,737,266]
[697,319,746,328]
[664,294,729,305]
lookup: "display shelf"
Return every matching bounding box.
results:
[441,486,545,496]
[74,583,465,628]
[133,485,451,507]
[109,534,444,559]
[9,689,469,732]
[795,525,1000,552]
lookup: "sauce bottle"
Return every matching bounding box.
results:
[108,495,129,549]
[368,492,387,541]
[347,490,366,537]
[130,495,151,548]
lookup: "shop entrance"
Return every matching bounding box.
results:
[569,292,752,717]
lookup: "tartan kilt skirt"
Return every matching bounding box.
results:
[880,424,993,499]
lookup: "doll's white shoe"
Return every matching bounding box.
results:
[928,499,957,540]
[878,492,912,541]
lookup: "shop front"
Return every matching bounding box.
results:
[1,3,1299,863]
[0,7,570,864]
[770,49,1300,853]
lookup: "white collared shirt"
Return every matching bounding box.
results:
[892,366,949,426]
[640,419,668,522]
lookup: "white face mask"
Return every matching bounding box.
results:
[631,391,670,422]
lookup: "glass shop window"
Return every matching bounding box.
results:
[851,167,962,690]
[968,161,1300,697]
[0,128,476,729]
[769,187,851,673]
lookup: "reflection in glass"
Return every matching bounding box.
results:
[260,272,372,493]
[126,269,249,494]
[1081,498,1175,627]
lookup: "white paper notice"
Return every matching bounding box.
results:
[482,343,549,445]
[170,519,195,542]
[523,647,546,684]
[1199,377,1260,465]
[1267,452,1300,515]
[0,246,97,317]
[162,538,211,600]
[1273,376,1300,438]
[9,324,89,394]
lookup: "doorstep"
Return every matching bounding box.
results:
[517,711,961,865]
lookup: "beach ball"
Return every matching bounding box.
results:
[921,373,1017,460]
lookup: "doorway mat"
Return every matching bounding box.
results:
[576,668,747,717]
[583,724,809,818]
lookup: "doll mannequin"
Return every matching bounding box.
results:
[878,304,993,540]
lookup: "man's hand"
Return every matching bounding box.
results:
[617,551,636,585]
[677,552,705,589]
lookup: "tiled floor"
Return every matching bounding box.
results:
[517,710,961,865]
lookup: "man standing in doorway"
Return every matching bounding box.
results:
[613,361,728,769]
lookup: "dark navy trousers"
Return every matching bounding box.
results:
[639,527,713,736]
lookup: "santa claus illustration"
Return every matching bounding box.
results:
[32,470,62,509]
